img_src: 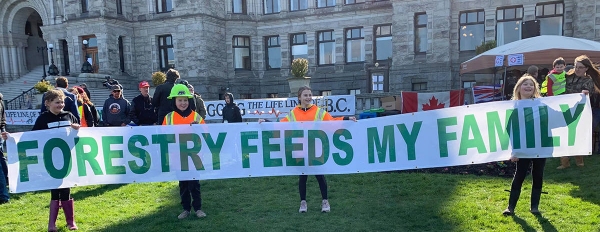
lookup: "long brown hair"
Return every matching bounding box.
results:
[74,86,93,106]
[512,74,541,100]
[567,55,600,92]
[297,86,312,104]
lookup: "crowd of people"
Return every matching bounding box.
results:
[0,54,598,229]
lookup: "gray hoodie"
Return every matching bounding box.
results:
[102,95,131,126]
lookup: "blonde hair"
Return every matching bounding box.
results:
[297,86,312,102]
[512,74,541,100]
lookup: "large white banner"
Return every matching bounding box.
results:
[5,94,591,193]
[5,95,356,125]
[203,95,356,120]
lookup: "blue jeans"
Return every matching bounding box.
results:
[0,151,8,202]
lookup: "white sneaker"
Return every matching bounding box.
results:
[178,210,190,219]
[321,199,330,212]
[299,200,307,213]
[195,210,206,218]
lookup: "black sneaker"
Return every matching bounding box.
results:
[0,199,9,205]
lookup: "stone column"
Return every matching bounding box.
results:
[1,46,10,82]
[280,0,288,12]
[308,0,316,9]
[10,46,20,78]
[19,45,28,74]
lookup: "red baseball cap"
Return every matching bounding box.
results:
[139,81,150,88]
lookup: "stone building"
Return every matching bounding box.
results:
[0,0,598,100]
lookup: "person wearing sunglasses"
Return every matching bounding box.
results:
[102,85,131,127]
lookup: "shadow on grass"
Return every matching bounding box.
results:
[511,215,536,232]
[96,174,461,231]
[535,214,558,232]
[543,155,600,206]
[71,184,126,201]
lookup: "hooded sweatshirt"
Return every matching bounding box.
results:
[32,111,78,131]
[102,95,131,126]
[222,93,242,123]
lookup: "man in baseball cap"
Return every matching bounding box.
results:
[129,81,157,126]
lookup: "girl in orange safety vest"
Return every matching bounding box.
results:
[162,84,207,219]
[260,86,355,213]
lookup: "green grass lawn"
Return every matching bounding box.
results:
[1,156,599,232]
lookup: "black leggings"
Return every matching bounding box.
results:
[511,158,546,191]
[50,188,71,201]
[299,175,328,201]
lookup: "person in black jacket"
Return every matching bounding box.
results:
[222,92,242,123]
[153,69,180,125]
[0,92,8,204]
[41,77,80,123]
[130,81,157,125]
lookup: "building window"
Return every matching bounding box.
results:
[349,89,361,95]
[156,0,172,13]
[346,27,365,63]
[233,36,251,70]
[158,35,174,71]
[496,6,523,46]
[233,0,247,14]
[414,13,428,53]
[317,0,335,8]
[459,10,485,51]
[463,81,476,88]
[265,36,281,69]
[371,73,384,93]
[375,24,392,61]
[318,30,336,65]
[345,0,365,4]
[268,93,279,98]
[240,94,252,99]
[82,0,89,13]
[116,0,123,14]
[321,90,332,96]
[412,82,428,91]
[290,0,307,11]
[264,0,280,14]
[291,33,308,61]
[536,2,563,35]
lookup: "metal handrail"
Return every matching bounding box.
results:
[5,87,41,110]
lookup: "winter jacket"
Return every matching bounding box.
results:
[79,103,99,127]
[102,95,131,126]
[222,93,242,123]
[130,94,157,125]
[0,93,5,133]
[32,111,78,131]
[192,93,207,119]
[40,88,80,123]
[152,80,176,125]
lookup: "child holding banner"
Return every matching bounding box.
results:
[162,84,207,219]
[4,89,82,230]
[503,75,546,216]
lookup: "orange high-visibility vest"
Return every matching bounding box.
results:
[280,105,334,122]
[162,111,205,125]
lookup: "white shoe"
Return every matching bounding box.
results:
[321,199,330,212]
[195,210,206,218]
[177,210,190,219]
[299,200,307,213]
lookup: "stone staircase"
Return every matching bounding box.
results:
[0,66,45,101]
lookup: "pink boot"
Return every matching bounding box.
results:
[62,199,78,230]
[48,200,60,232]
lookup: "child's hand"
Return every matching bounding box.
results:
[258,119,265,124]
[582,90,589,95]
[70,123,81,130]
[349,116,357,122]
[510,157,519,162]
[1,132,9,140]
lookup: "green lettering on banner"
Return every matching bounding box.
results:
[332,129,353,166]
[308,130,329,166]
[523,107,536,148]
[262,130,283,167]
[202,132,226,170]
[240,131,258,168]
[560,103,585,146]
[459,114,487,155]
[367,125,396,164]
[179,133,204,171]
[539,106,560,147]
[152,134,176,172]
[397,122,422,161]
[43,138,73,179]
[487,109,521,151]
[284,130,304,166]
[17,140,38,182]
[102,136,126,175]
[74,137,103,177]
[128,135,151,174]
[437,117,458,157]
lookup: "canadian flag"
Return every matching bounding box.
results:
[401,90,465,113]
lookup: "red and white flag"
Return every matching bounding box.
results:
[401,90,465,113]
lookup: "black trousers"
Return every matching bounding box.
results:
[1,150,7,184]
[511,158,546,191]
[299,175,328,201]
[179,180,202,211]
[50,188,71,201]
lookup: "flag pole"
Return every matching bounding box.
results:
[502,66,508,100]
